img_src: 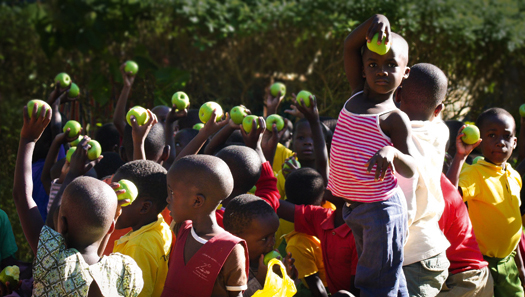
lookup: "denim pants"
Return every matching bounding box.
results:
[343,189,409,297]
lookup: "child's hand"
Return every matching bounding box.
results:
[365,146,396,181]
[200,109,230,135]
[455,125,482,159]
[68,136,103,178]
[366,14,391,46]
[255,254,270,287]
[284,252,298,280]
[240,116,265,150]
[58,159,70,183]
[291,93,319,122]
[166,106,188,125]
[265,88,284,115]
[282,154,300,179]
[48,81,73,104]
[284,104,303,119]
[261,118,288,160]
[131,109,158,145]
[21,104,52,142]
[120,62,136,88]
[108,182,131,220]
[0,279,21,296]
[55,128,83,145]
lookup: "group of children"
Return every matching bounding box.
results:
[2,13,525,297]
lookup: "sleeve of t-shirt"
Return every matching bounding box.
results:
[120,245,157,297]
[294,205,323,237]
[254,161,281,211]
[286,238,319,280]
[458,166,479,202]
[0,210,17,261]
[222,243,248,292]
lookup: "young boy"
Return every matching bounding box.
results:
[13,105,143,296]
[162,155,248,297]
[328,14,417,296]
[447,107,523,297]
[111,160,172,297]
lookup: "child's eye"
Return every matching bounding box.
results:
[175,142,181,147]
[261,237,267,242]
[488,134,496,138]
[369,63,377,68]
[388,63,397,67]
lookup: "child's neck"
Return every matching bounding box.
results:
[192,211,224,239]
[333,206,345,228]
[130,214,158,232]
[299,159,315,169]
[67,238,102,265]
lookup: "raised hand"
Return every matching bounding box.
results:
[291,93,319,122]
[240,116,265,150]
[366,14,391,45]
[455,125,482,158]
[120,62,136,88]
[21,104,52,142]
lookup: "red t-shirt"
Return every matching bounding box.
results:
[294,205,358,294]
[438,174,487,274]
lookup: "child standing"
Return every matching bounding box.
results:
[447,107,523,297]
[328,14,417,296]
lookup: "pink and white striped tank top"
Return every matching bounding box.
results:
[327,92,398,202]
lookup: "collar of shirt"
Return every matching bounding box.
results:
[116,214,164,245]
[320,211,351,238]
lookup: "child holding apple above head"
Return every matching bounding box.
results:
[327,14,418,296]
[13,105,143,296]
[113,62,137,137]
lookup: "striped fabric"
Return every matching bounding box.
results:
[327,95,398,203]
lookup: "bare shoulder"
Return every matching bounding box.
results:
[380,109,411,135]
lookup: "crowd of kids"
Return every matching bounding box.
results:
[3,13,525,297]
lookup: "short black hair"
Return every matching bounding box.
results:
[177,109,201,130]
[223,194,275,235]
[294,118,330,143]
[401,63,448,115]
[476,107,516,134]
[285,168,324,206]
[95,123,120,153]
[122,122,166,161]
[94,152,124,180]
[215,145,261,194]
[114,160,168,212]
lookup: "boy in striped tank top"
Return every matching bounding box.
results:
[327,14,418,296]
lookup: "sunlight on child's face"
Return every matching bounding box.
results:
[478,115,517,166]
[362,45,409,95]
[166,174,192,223]
[241,214,280,263]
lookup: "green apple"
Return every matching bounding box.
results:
[68,83,80,98]
[66,147,77,163]
[87,140,102,160]
[472,156,484,164]
[520,104,525,118]
[230,106,248,125]
[296,90,313,107]
[266,114,284,131]
[461,125,481,145]
[199,101,223,123]
[63,120,81,138]
[366,33,391,55]
[263,251,281,265]
[171,91,190,111]
[27,99,51,119]
[284,159,301,170]
[54,72,71,88]
[242,115,259,133]
[124,60,139,76]
[193,123,204,130]
[116,179,139,207]
[126,106,150,126]
[70,135,83,147]
[248,185,256,194]
[0,265,19,289]
[270,82,286,97]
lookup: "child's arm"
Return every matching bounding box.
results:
[164,107,187,167]
[46,84,70,138]
[446,125,482,188]
[130,109,158,161]
[276,199,295,223]
[13,104,52,254]
[305,274,329,297]
[203,120,239,155]
[516,116,525,176]
[344,14,391,92]
[113,63,136,136]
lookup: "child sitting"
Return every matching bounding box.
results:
[111,160,172,297]
[328,14,417,296]
[162,155,248,297]
[13,105,143,296]
[447,107,523,296]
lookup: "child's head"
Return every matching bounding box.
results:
[215,145,261,200]
[51,158,97,180]
[94,152,124,180]
[223,194,279,263]
[166,155,233,223]
[95,123,120,153]
[112,160,168,230]
[396,63,448,121]
[285,168,324,206]
[292,119,314,162]
[362,33,410,95]
[58,176,117,246]
[174,128,199,157]
[121,122,169,163]
[475,107,517,166]
[152,105,171,124]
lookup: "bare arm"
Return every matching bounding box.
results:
[164,107,187,165]
[519,116,525,163]
[131,110,158,161]
[113,63,136,136]
[41,130,78,195]
[276,199,295,223]
[204,122,237,155]
[305,273,329,297]
[445,125,481,188]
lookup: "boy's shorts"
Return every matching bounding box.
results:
[437,266,493,297]
[403,251,450,296]
[484,251,524,297]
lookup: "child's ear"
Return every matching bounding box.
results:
[403,66,410,79]
[119,146,128,163]
[107,220,115,235]
[139,200,154,214]
[58,216,68,235]
[433,104,445,118]
[160,145,170,163]
[193,194,205,208]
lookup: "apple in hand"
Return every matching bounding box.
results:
[230,106,248,125]
[124,60,139,76]
[520,104,525,118]
[87,140,102,160]
[263,250,281,265]
[0,265,19,290]
[193,123,204,130]
[68,83,80,98]
[199,101,223,123]
[63,120,81,138]
[172,91,190,111]
[242,115,259,133]
[115,179,138,207]
[66,147,77,163]
[270,82,286,97]
[126,106,150,126]
[54,72,71,88]
[266,114,284,131]
[284,159,301,170]
[366,33,391,55]
[27,99,51,119]
[296,90,313,107]
[70,135,83,147]
[461,125,480,145]
[472,156,484,164]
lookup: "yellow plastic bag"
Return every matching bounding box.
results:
[252,258,297,297]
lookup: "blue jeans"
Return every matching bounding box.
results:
[343,190,409,297]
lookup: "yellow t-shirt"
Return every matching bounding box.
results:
[284,231,328,287]
[459,159,522,258]
[113,215,173,297]
[272,143,294,174]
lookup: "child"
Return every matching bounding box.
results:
[111,160,172,297]
[13,105,143,296]
[328,14,417,296]
[447,107,523,296]
[162,155,248,297]
[223,194,297,297]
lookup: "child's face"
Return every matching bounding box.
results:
[174,131,193,157]
[166,172,193,223]
[478,114,517,166]
[362,47,409,95]
[293,121,314,161]
[241,214,280,263]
